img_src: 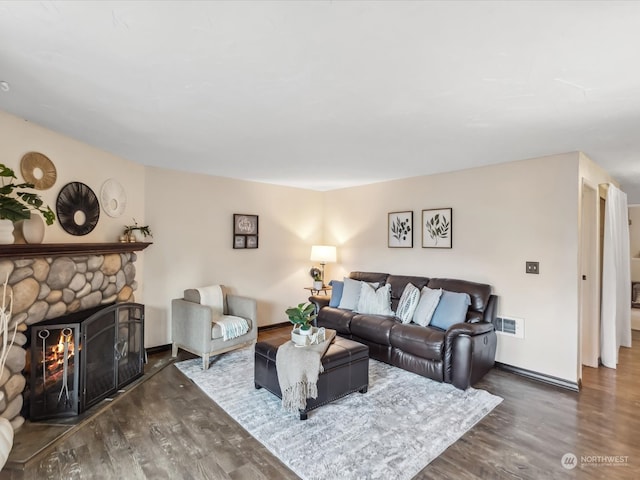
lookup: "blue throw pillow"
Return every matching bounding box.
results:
[329,280,344,307]
[429,290,471,330]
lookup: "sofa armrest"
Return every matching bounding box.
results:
[444,321,496,388]
[171,298,213,354]
[227,295,257,323]
[309,295,330,312]
[227,294,258,337]
[446,321,494,339]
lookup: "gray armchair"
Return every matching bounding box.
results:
[171,287,258,369]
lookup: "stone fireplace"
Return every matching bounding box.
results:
[0,243,149,430]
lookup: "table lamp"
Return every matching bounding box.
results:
[310,245,337,287]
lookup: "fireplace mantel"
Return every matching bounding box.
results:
[0,242,152,259]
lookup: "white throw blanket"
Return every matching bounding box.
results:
[275,329,336,412]
[196,285,249,341]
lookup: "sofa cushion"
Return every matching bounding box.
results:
[396,283,420,324]
[427,278,490,314]
[412,287,443,326]
[329,279,344,307]
[350,314,397,345]
[212,317,253,339]
[356,283,393,315]
[338,277,379,310]
[316,307,358,335]
[349,271,390,285]
[386,275,429,311]
[184,286,229,314]
[429,290,471,330]
[389,323,445,361]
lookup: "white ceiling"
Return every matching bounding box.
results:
[1,1,640,201]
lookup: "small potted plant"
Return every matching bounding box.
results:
[285,302,317,337]
[310,267,323,290]
[0,164,55,244]
[123,218,153,242]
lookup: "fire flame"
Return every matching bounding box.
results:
[47,331,75,372]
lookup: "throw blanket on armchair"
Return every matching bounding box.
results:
[276,329,336,412]
[196,285,249,341]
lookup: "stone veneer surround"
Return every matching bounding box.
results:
[0,250,141,431]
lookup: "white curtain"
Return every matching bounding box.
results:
[600,184,632,368]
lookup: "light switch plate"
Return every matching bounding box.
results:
[526,261,539,274]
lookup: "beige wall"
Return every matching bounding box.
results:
[142,166,323,347]
[0,111,146,244]
[2,108,621,381]
[323,153,582,382]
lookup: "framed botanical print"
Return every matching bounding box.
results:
[233,214,259,249]
[388,211,413,248]
[422,208,452,248]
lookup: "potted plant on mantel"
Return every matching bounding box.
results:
[0,164,55,245]
[286,302,317,337]
[123,219,153,243]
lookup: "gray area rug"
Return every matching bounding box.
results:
[175,347,502,480]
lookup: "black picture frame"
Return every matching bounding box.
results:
[388,211,413,248]
[422,208,452,248]
[233,214,259,249]
[234,235,246,249]
[246,235,258,249]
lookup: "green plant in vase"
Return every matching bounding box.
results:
[0,164,55,244]
[285,302,317,336]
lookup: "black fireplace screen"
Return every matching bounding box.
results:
[29,303,144,421]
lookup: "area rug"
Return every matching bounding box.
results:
[175,347,502,480]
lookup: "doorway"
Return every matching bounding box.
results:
[580,182,599,369]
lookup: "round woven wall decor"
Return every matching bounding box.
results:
[20,152,57,190]
[100,178,127,218]
[56,182,100,236]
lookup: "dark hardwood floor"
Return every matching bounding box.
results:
[1,328,638,479]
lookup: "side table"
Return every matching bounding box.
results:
[304,286,332,296]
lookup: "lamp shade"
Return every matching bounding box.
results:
[310,245,337,263]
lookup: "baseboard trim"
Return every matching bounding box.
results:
[258,321,290,331]
[146,344,171,355]
[495,362,580,392]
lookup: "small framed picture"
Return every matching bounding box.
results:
[246,235,258,249]
[388,211,413,248]
[422,208,452,248]
[234,235,246,249]
[234,214,258,235]
[233,214,259,249]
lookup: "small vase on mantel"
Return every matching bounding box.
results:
[22,212,45,244]
[0,219,14,245]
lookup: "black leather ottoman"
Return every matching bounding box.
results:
[254,335,369,420]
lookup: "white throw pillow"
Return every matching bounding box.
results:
[412,287,443,327]
[396,283,420,324]
[338,277,379,310]
[355,283,393,315]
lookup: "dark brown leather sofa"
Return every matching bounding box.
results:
[310,271,498,390]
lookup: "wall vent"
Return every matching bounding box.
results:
[493,316,525,338]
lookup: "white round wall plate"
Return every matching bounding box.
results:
[100,178,127,218]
